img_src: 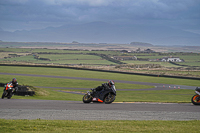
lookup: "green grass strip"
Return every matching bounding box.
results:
[0,119,199,133]
[0,66,200,86]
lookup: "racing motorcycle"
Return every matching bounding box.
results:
[83,84,116,104]
[191,87,200,105]
[1,83,14,99]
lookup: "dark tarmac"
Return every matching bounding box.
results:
[0,99,199,120]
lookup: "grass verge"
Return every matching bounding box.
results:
[0,119,199,133]
[0,66,200,86]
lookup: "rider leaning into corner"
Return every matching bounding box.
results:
[92,80,115,93]
[4,78,18,95]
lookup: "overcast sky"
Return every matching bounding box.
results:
[0,0,200,33]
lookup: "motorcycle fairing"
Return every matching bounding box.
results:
[92,98,103,103]
[5,83,13,91]
[93,88,116,102]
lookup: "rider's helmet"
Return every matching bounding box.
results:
[12,78,17,84]
[108,80,115,87]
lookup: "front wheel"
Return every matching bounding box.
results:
[104,93,115,104]
[1,92,6,99]
[83,94,92,103]
[7,92,12,99]
[191,95,200,105]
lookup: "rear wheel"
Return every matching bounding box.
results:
[83,94,92,103]
[191,95,200,105]
[104,93,115,104]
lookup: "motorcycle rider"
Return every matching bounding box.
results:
[4,78,18,94]
[92,80,115,92]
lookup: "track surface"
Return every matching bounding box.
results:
[0,99,199,120]
[0,72,199,120]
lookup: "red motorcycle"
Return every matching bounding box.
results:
[191,87,200,105]
[2,83,14,99]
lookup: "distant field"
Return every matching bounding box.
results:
[178,55,200,62]
[0,54,116,65]
[38,54,102,60]
[0,48,121,65]
[0,48,200,77]
[122,60,178,67]
[133,54,200,67]
[0,47,121,55]
[0,52,29,59]
[0,55,37,62]
[177,62,200,67]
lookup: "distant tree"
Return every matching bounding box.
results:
[72,41,79,43]
[136,48,141,52]
[130,42,153,47]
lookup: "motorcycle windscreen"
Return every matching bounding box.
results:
[111,85,116,91]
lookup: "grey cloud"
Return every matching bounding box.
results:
[1,0,200,19]
[0,0,199,31]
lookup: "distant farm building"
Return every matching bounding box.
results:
[160,57,183,62]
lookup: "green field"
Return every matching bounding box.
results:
[122,60,178,67]
[0,53,116,65]
[0,47,121,55]
[1,48,200,67]
[0,66,198,102]
[0,119,199,133]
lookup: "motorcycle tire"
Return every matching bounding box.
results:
[7,92,12,99]
[7,95,11,99]
[83,94,92,103]
[191,95,200,105]
[104,93,115,104]
[1,92,6,99]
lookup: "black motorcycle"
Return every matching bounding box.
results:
[83,84,116,104]
[2,83,14,99]
[191,87,200,105]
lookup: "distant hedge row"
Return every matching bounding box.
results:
[88,53,125,64]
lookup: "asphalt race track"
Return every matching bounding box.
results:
[0,99,199,120]
[0,72,199,120]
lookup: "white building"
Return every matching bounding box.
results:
[161,57,183,62]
